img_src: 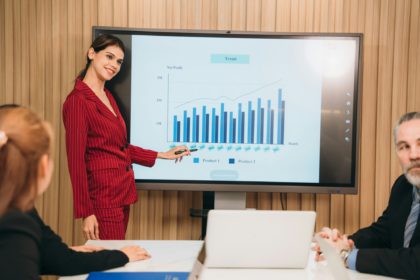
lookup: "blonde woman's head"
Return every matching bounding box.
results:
[0,105,53,215]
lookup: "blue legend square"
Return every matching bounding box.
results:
[193,157,199,164]
[228,158,235,164]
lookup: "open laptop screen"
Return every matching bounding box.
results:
[205,210,316,268]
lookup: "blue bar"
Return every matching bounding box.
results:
[270,110,274,144]
[202,106,207,142]
[196,115,200,142]
[233,118,237,143]
[183,110,188,142]
[277,89,282,145]
[212,108,216,143]
[266,100,271,144]
[257,98,261,144]
[223,112,228,143]
[238,103,242,143]
[241,112,245,143]
[173,115,178,142]
[192,108,197,143]
[229,112,234,143]
[186,117,191,142]
[281,101,285,144]
[177,121,181,142]
[260,108,264,144]
[247,101,252,144]
[251,110,255,143]
[214,115,219,143]
[205,113,210,142]
[220,103,225,143]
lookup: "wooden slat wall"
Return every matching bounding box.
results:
[1,0,420,251]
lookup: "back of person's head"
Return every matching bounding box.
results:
[78,34,126,79]
[0,105,52,215]
[394,112,420,144]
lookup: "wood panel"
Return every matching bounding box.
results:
[1,2,420,268]
[375,0,395,221]
[40,0,60,236]
[407,0,420,113]
[3,0,14,104]
[390,0,411,185]
[231,0,246,30]
[357,0,378,229]
[217,0,231,30]
[57,0,76,246]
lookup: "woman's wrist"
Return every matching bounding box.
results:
[157,152,167,159]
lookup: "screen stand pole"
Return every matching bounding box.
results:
[195,191,246,239]
[214,191,246,209]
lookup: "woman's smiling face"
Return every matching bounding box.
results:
[88,45,124,81]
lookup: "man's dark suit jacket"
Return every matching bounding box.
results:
[350,175,420,280]
[0,208,128,279]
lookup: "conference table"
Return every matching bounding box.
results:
[199,253,402,280]
[59,240,204,280]
[59,240,401,280]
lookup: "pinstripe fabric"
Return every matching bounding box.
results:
[95,206,130,240]
[403,187,420,248]
[63,79,158,221]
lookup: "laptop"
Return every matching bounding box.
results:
[204,210,316,268]
[314,235,350,280]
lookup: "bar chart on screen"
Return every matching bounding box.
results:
[168,78,286,153]
[130,35,323,182]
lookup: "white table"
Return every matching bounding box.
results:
[59,240,204,280]
[60,240,401,280]
[199,251,402,280]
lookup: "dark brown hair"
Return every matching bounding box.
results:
[0,106,52,215]
[77,34,126,79]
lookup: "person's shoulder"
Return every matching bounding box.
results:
[393,174,411,187]
[64,82,87,103]
[65,79,96,102]
[27,208,43,224]
[63,82,91,113]
[390,174,412,196]
[0,209,41,243]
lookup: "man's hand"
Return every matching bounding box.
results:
[313,227,354,262]
[323,234,353,251]
[318,227,343,241]
[82,214,100,240]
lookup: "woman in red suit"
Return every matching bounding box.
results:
[63,34,189,240]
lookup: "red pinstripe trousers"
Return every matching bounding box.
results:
[94,205,130,240]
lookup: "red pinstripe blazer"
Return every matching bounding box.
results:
[63,79,157,218]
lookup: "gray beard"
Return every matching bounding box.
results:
[405,170,420,188]
[404,160,420,187]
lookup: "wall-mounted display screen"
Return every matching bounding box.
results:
[94,27,362,194]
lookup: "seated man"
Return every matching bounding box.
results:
[315,111,420,280]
